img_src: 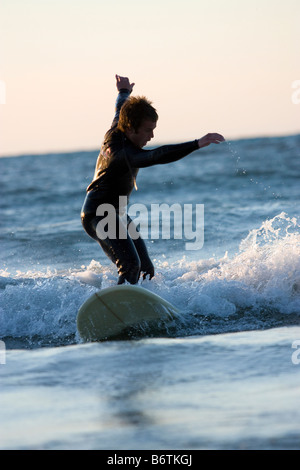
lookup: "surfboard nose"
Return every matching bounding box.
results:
[76,285,179,342]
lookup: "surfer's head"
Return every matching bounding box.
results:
[118,96,158,148]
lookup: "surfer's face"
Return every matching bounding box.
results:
[127,119,157,148]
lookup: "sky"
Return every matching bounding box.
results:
[0,0,299,156]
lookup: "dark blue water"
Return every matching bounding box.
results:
[0,134,300,449]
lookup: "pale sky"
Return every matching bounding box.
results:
[0,0,299,156]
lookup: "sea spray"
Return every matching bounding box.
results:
[1,213,299,348]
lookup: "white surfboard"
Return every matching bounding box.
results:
[77,285,179,342]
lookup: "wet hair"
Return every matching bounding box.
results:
[118,96,158,133]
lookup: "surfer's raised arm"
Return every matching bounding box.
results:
[115,74,135,92]
[111,75,135,128]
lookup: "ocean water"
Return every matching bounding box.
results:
[0,134,300,450]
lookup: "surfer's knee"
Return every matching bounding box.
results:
[81,213,98,241]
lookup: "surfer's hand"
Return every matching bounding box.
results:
[116,74,135,92]
[197,133,225,148]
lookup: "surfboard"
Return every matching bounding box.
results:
[76,285,179,342]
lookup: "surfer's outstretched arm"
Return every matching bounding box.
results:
[197,133,225,148]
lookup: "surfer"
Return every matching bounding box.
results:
[81,74,225,285]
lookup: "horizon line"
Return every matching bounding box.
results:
[1,131,299,159]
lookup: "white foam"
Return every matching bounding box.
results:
[0,213,299,346]
[147,213,300,317]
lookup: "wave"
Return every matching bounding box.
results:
[0,213,299,349]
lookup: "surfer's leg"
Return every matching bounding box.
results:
[81,213,141,284]
[127,216,154,280]
[100,235,141,284]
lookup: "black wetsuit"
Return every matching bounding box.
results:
[81,89,199,284]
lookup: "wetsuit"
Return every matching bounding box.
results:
[81,89,199,284]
